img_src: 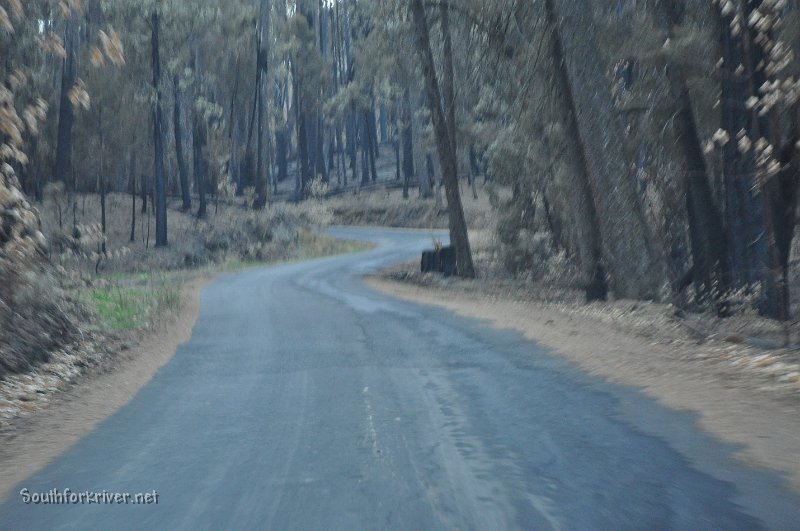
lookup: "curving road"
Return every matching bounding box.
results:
[2,227,799,530]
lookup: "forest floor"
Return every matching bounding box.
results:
[367,264,800,492]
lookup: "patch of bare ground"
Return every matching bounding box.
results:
[366,265,800,492]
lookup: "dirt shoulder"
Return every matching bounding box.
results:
[365,271,800,492]
[0,274,209,501]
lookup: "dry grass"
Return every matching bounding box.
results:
[0,259,89,381]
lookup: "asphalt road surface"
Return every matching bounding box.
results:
[2,227,799,530]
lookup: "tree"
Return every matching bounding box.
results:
[544,0,665,299]
[410,0,475,278]
[150,11,168,247]
[54,6,78,187]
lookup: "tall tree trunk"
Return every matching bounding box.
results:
[670,64,728,302]
[191,39,207,219]
[717,1,785,318]
[657,0,727,304]
[379,102,388,144]
[335,126,345,186]
[151,12,168,247]
[141,170,148,214]
[193,112,208,219]
[54,12,77,186]
[254,78,267,208]
[296,78,311,197]
[316,115,328,182]
[401,87,414,199]
[545,0,664,298]
[347,112,358,184]
[440,3,457,162]
[276,129,288,182]
[173,75,192,211]
[365,109,378,182]
[99,104,107,255]
[543,0,607,300]
[129,148,137,243]
[360,118,370,186]
[410,0,475,278]
[413,88,432,198]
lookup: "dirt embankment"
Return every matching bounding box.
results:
[366,270,800,492]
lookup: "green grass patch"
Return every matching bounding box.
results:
[86,287,150,330]
[79,277,182,331]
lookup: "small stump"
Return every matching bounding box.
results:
[421,246,457,277]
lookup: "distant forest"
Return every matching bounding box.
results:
[1,0,800,319]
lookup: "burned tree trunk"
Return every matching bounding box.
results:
[540,1,607,301]
[193,111,208,219]
[544,0,664,298]
[173,75,192,211]
[151,12,168,247]
[401,87,414,199]
[717,2,787,319]
[54,12,77,186]
[655,0,727,304]
[410,0,475,278]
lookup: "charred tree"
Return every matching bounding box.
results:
[656,0,728,304]
[410,0,475,278]
[173,75,191,211]
[54,12,77,186]
[717,2,788,319]
[544,0,664,298]
[150,12,168,247]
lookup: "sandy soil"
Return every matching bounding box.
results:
[0,275,209,501]
[366,276,800,492]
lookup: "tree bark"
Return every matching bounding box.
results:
[542,0,607,300]
[365,109,378,182]
[545,0,664,298]
[411,0,475,278]
[440,3,457,160]
[717,1,785,318]
[129,148,137,243]
[173,75,192,211]
[151,12,168,247]
[401,86,415,200]
[656,0,728,304]
[54,11,77,186]
[193,111,208,219]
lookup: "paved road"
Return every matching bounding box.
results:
[2,227,799,530]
